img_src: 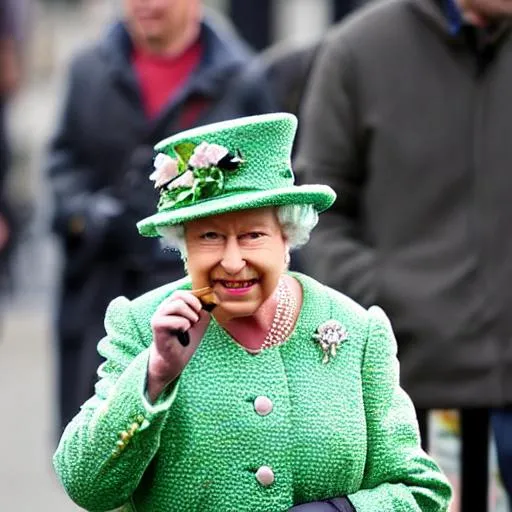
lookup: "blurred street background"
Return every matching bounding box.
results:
[0,0,509,510]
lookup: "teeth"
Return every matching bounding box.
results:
[223,280,254,289]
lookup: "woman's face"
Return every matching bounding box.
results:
[184,208,288,319]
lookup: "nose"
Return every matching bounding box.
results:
[220,237,246,275]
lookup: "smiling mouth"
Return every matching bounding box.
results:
[216,279,258,289]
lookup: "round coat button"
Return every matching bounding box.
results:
[254,396,273,416]
[255,466,275,486]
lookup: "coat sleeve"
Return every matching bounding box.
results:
[53,296,178,512]
[347,306,452,512]
[294,33,375,306]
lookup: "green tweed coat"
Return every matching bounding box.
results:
[54,273,451,512]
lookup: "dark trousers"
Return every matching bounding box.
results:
[417,408,490,512]
[57,339,103,433]
[491,408,512,508]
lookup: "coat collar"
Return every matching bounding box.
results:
[408,0,511,46]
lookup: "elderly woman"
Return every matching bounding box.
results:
[53,113,451,512]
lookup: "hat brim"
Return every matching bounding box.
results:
[137,185,336,237]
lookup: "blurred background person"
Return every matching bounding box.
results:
[220,0,363,144]
[228,0,359,51]
[257,40,321,131]
[46,0,276,436]
[0,0,29,299]
[295,0,512,510]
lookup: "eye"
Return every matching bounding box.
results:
[241,232,266,240]
[200,231,221,241]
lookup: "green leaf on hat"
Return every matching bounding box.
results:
[174,188,195,203]
[174,142,197,173]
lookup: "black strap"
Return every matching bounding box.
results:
[289,496,356,511]
[327,497,356,512]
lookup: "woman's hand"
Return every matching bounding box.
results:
[147,290,210,402]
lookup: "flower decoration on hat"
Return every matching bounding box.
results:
[188,142,229,169]
[149,154,179,188]
[313,320,348,364]
[150,141,244,210]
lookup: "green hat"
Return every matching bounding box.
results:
[137,113,336,237]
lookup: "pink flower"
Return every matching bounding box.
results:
[149,154,178,188]
[189,142,229,169]
[169,170,194,190]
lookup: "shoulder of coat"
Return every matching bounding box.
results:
[295,272,370,330]
[325,0,412,46]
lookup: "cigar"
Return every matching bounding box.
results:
[191,286,219,313]
[172,287,219,347]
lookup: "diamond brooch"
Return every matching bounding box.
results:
[313,320,348,364]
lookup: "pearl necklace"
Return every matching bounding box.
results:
[254,279,298,353]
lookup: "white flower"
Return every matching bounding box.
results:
[189,142,229,169]
[154,153,172,170]
[168,170,195,190]
[149,154,178,188]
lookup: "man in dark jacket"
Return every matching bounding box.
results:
[47,0,276,434]
[296,0,512,509]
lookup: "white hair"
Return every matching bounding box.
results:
[156,204,319,259]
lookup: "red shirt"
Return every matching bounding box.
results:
[132,39,203,119]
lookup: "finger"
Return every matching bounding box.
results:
[157,299,200,323]
[168,290,203,312]
[153,316,192,334]
[197,309,211,324]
